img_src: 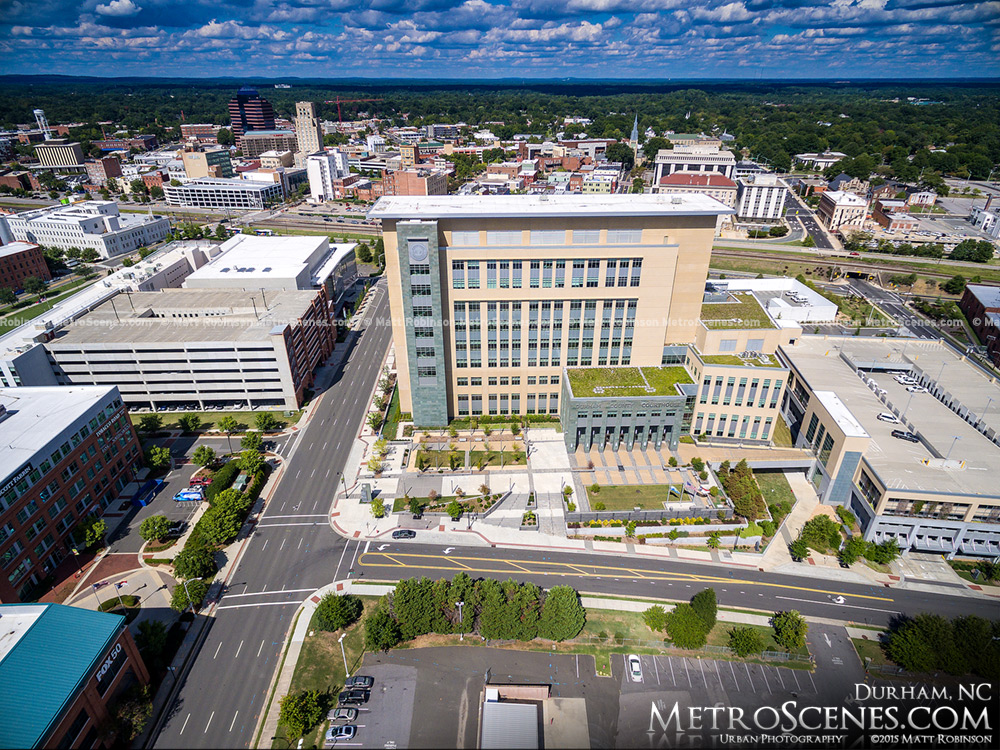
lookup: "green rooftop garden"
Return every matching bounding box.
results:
[700,354,785,368]
[567,366,693,398]
[700,293,776,330]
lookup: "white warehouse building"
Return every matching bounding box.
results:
[163,178,284,210]
[306,150,351,203]
[1,201,170,259]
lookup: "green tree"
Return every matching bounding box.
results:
[838,535,867,566]
[0,287,16,306]
[538,586,586,641]
[643,137,670,161]
[314,593,363,632]
[446,500,463,519]
[150,185,164,200]
[370,497,385,518]
[144,445,171,470]
[631,177,644,193]
[254,412,280,432]
[111,684,153,741]
[407,497,423,516]
[192,445,217,467]
[864,537,901,564]
[218,414,239,453]
[74,514,107,550]
[170,577,209,611]
[666,603,708,649]
[121,257,135,267]
[365,603,402,651]
[138,514,172,542]
[728,626,766,657]
[789,538,810,561]
[771,610,808,652]
[940,275,967,295]
[392,578,436,640]
[138,414,162,433]
[691,588,717,631]
[80,248,100,263]
[643,604,668,633]
[885,618,937,674]
[217,128,235,146]
[21,276,47,296]
[355,243,373,263]
[240,432,264,451]
[134,620,168,662]
[173,545,216,580]
[177,413,201,433]
[279,690,325,740]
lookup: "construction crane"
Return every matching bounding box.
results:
[323,96,383,124]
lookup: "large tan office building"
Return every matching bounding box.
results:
[370,194,730,427]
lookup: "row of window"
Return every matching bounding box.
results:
[455,375,560,387]
[448,228,643,246]
[803,413,836,467]
[699,376,783,409]
[457,393,561,416]
[693,413,774,441]
[449,258,642,290]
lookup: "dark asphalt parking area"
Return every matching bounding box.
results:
[358,646,619,749]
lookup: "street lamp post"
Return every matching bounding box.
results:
[338,632,349,679]
[457,601,465,641]
[901,391,915,422]
[182,579,196,615]
[946,436,962,461]
[980,397,993,423]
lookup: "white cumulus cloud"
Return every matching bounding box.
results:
[95,0,142,17]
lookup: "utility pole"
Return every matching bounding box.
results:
[339,632,349,678]
[457,601,465,641]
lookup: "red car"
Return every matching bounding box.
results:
[189,476,211,487]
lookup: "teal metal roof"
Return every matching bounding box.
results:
[0,604,124,749]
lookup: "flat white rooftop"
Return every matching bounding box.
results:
[0,386,116,483]
[0,242,38,260]
[823,190,867,206]
[814,390,869,438]
[185,234,325,282]
[0,605,45,663]
[369,193,736,220]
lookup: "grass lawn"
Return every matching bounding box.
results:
[130,409,302,432]
[947,560,1000,588]
[567,366,692,397]
[271,597,378,750]
[0,277,98,326]
[392,493,499,514]
[415,449,465,471]
[701,293,776,329]
[755,471,796,508]
[382,388,401,440]
[851,637,891,668]
[588,484,683,510]
[771,418,794,448]
[706,621,810,657]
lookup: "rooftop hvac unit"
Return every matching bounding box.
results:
[671,196,683,204]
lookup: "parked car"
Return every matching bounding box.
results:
[849,251,861,256]
[891,430,920,443]
[189,477,212,487]
[337,689,370,706]
[628,654,643,682]
[325,724,357,742]
[327,707,357,722]
[906,385,928,393]
[876,413,899,423]
[345,675,374,689]
[392,529,416,540]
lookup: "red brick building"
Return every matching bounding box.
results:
[0,242,51,292]
[383,168,448,196]
[0,386,142,602]
[0,169,41,192]
[959,284,1000,368]
[141,169,168,191]
[84,157,123,187]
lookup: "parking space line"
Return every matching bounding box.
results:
[791,670,801,691]
[759,665,773,694]
[653,656,660,685]
[744,663,755,692]
[683,658,692,688]
[775,667,786,690]
[715,660,724,689]
[728,660,739,689]
[668,657,676,685]
[808,671,817,693]
[699,659,707,688]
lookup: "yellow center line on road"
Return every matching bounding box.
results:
[357,552,894,602]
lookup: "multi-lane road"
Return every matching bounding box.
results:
[152,281,392,749]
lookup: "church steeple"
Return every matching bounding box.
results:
[630,114,639,145]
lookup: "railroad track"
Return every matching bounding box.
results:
[710,248,976,282]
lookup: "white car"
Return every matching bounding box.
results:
[907,385,928,393]
[876,412,899,423]
[628,654,643,682]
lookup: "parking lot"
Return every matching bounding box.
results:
[345,647,619,749]
[615,653,822,747]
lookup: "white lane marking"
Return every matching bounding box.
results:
[311,469,316,478]
[234,640,244,660]
[279,538,286,551]
[216,601,301,611]
[298,538,303,549]
[348,537,363,570]
[324,441,329,450]
[326,469,331,478]
[229,711,239,732]
[180,713,190,735]
[214,642,222,659]
[261,539,268,551]
[364,540,371,554]
[257,639,265,657]
[204,711,215,733]
[377,544,389,551]
[262,514,327,519]
[333,536,351,581]
[744,663,755,692]
[774,596,899,615]
[256,522,326,528]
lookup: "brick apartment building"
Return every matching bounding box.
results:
[383,169,448,196]
[0,242,50,292]
[960,284,1000,367]
[0,386,142,602]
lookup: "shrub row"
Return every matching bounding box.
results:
[205,461,240,504]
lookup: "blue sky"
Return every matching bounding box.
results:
[1,0,998,78]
